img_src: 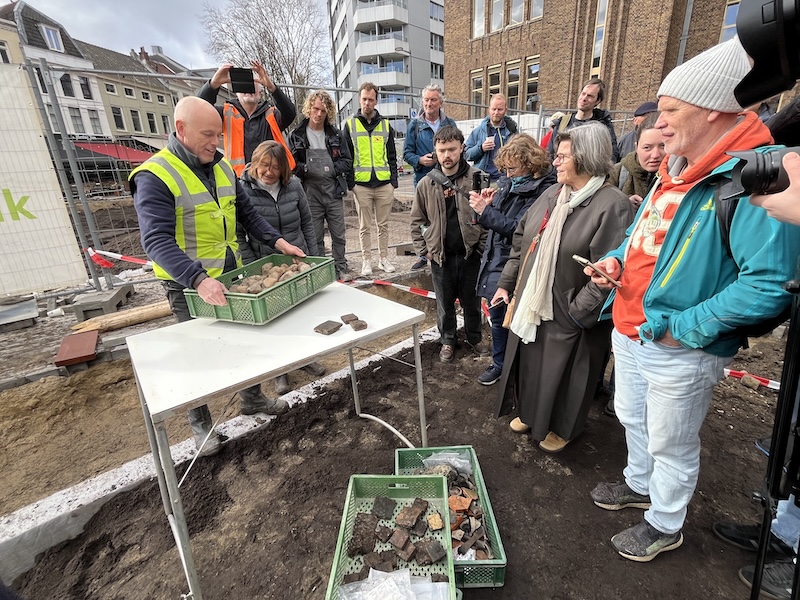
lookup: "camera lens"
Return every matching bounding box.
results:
[730,148,793,196]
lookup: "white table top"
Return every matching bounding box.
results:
[127,283,426,422]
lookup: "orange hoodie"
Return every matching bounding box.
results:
[612,111,774,338]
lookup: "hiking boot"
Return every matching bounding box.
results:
[361,260,373,276]
[377,258,396,273]
[713,521,794,557]
[467,340,491,357]
[510,417,530,433]
[539,431,570,453]
[240,390,289,416]
[440,344,455,362]
[591,481,652,510]
[301,362,326,377]
[411,256,428,270]
[739,559,794,600]
[274,375,291,395]
[611,520,683,562]
[478,365,502,386]
[194,430,222,457]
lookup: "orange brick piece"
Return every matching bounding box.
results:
[54,331,99,367]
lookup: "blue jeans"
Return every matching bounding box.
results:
[486,299,508,370]
[611,328,732,534]
[773,497,800,552]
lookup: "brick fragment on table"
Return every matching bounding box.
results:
[314,320,343,335]
[340,313,359,323]
[350,319,368,331]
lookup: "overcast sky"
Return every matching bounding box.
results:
[25,0,218,69]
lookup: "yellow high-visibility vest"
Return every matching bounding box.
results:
[130,149,241,281]
[347,116,391,183]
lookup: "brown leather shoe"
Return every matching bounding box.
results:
[439,344,455,362]
[509,417,530,433]
[539,431,569,453]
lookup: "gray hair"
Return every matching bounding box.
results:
[421,83,444,103]
[555,122,613,177]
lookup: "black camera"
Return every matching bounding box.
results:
[726,148,794,196]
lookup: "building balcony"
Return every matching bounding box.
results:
[357,66,409,90]
[376,101,411,119]
[353,0,409,31]
[355,33,409,62]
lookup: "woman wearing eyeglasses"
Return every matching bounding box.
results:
[490,123,634,453]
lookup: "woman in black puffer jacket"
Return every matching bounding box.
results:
[236,141,325,392]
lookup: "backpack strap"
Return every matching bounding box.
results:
[713,178,746,259]
[557,113,572,133]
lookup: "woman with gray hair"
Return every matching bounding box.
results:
[490,122,634,453]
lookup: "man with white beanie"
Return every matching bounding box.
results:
[586,37,800,562]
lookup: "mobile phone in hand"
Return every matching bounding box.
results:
[572,254,621,288]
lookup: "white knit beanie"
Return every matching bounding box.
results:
[657,36,750,113]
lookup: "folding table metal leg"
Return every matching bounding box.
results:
[155,423,203,600]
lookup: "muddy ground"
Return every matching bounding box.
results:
[4,279,790,599]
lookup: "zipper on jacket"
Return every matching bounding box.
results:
[660,219,700,288]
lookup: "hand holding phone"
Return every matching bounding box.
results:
[572,254,622,288]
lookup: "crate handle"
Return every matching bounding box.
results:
[388,483,409,490]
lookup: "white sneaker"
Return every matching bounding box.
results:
[361,260,373,276]
[378,258,396,273]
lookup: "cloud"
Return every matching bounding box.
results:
[24,0,217,68]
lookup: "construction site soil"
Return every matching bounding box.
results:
[1,277,790,599]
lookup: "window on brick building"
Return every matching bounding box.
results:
[473,0,485,37]
[720,1,739,42]
[510,0,523,25]
[490,0,503,32]
[590,0,608,77]
[161,114,171,134]
[530,0,543,20]
[130,109,143,132]
[488,65,501,98]
[147,112,158,134]
[79,76,92,100]
[471,71,484,119]
[525,57,540,111]
[506,62,520,110]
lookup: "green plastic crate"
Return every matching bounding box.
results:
[325,475,457,600]
[184,255,335,325]
[395,446,507,588]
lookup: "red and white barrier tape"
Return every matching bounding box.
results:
[724,368,780,391]
[86,247,152,268]
[351,279,436,299]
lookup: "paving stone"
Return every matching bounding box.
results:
[314,320,343,335]
[372,495,396,520]
[389,528,410,550]
[397,541,416,562]
[350,319,368,331]
[340,313,359,324]
[347,512,378,556]
[427,512,444,531]
[375,524,393,543]
[415,538,447,566]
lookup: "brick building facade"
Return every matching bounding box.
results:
[444,0,747,120]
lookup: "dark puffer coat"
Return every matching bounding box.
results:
[236,170,318,264]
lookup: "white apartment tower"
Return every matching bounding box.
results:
[329,0,445,134]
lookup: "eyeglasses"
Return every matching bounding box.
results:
[554,153,572,162]
[505,165,523,174]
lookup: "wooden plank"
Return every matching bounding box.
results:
[54,331,99,367]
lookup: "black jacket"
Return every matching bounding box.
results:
[288,119,353,197]
[197,81,297,164]
[475,169,558,299]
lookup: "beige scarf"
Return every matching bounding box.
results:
[510,176,606,343]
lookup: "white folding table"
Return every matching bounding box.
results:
[127,283,428,600]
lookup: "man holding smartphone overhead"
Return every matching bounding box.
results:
[198,60,297,176]
[586,37,800,563]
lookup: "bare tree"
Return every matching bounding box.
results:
[200,0,332,112]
